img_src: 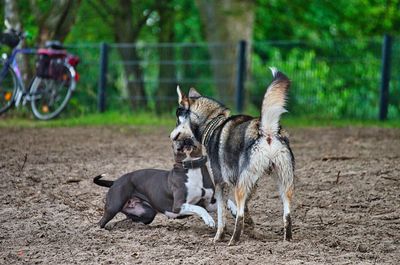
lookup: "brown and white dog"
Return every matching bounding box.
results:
[170,68,295,245]
[94,138,238,229]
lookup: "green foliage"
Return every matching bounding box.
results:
[2,0,400,120]
[0,111,176,128]
[65,2,114,43]
[254,0,400,42]
[249,37,398,119]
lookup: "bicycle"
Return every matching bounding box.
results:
[0,28,80,120]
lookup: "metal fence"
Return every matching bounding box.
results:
[64,37,400,120]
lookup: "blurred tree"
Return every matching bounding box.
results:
[0,4,3,24]
[29,0,82,46]
[195,0,255,104]
[88,0,156,110]
[4,0,30,83]
[254,0,400,42]
[4,0,22,31]
[251,0,400,119]
[156,0,176,113]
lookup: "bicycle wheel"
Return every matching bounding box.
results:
[0,61,18,114]
[30,62,76,120]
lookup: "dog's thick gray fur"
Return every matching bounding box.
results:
[170,68,295,245]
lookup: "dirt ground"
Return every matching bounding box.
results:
[0,126,399,265]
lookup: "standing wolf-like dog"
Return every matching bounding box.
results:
[170,68,294,245]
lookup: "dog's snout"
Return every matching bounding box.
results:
[173,132,181,141]
[184,138,194,146]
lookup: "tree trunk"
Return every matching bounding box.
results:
[30,0,82,46]
[195,0,254,106]
[113,0,147,110]
[4,0,21,30]
[117,46,147,110]
[4,0,31,85]
[156,2,176,113]
[88,0,154,111]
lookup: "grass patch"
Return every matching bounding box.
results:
[0,111,175,128]
[0,111,399,128]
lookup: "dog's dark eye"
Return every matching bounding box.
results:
[175,107,188,126]
[176,107,190,118]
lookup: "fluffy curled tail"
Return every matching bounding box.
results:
[93,174,114,188]
[260,67,291,136]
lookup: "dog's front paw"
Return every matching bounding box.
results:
[203,215,215,228]
[104,222,116,231]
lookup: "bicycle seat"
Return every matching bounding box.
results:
[44,40,64,50]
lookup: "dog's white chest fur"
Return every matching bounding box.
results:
[185,168,211,204]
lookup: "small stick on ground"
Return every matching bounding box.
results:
[319,215,324,225]
[322,156,354,161]
[335,171,341,184]
[66,179,82,183]
[381,176,399,182]
[17,153,28,178]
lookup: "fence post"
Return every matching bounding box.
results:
[98,42,109,113]
[379,34,392,121]
[235,40,247,113]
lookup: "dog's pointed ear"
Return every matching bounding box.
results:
[177,85,184,103]
[189,87,201,98]
[177,85,189,108]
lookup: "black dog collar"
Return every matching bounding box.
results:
[182,156,208,169]
[202,115,226,146]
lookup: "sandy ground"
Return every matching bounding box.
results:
[0,126,399,265]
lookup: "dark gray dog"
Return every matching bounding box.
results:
[94,139,221,229]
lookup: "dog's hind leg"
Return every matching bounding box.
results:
[99,207,120,228]
[228,199,255,232]
[138,202,157,224]
[213,184,227,243]
[229,184,247,246]
[244,186,258,235]
[99,195,123,228]
[99,185,134,228]
[274,151,295,241]
[229,199,259,237]
[124,199,157,225]
[281,184,293,241]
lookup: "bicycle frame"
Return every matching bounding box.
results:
[1,47,36,79]
[1,48,37,107]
